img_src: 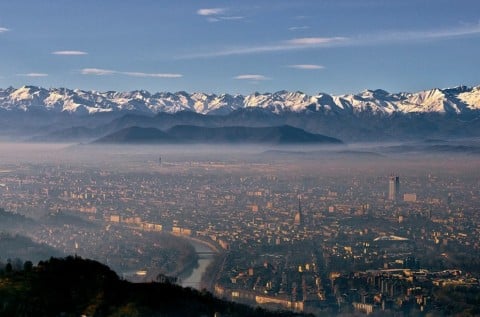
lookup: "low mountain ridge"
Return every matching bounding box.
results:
[96,126,176,143]
[94,125,342,144]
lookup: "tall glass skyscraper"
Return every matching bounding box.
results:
[388,175,400,201]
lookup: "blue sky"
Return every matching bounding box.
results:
[0,0,479,95]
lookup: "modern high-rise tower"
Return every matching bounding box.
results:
[294,197,303,227]
[388,175,400,201]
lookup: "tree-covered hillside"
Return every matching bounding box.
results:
[0,256,308,317]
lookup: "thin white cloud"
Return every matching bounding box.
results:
[52,50,88,56]
[123,72,183,78]
[17,73,48,77]
[197,8,225,16]
[197,7,243,23]
[360,22,480,43]
[81,68,182,78]
[288,26,310,31]
[286,37,346,45]
[179,22,480,59]
[288,64,324,70]
[81,68,115,76]
[207,17,244,23]
[234,74,269,81]
[180,36,346,59]
[220,16,244,21]
[0,27,9,33]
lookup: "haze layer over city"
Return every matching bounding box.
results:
[1,0,480,316]
[1,142,480,316]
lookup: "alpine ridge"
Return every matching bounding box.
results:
[93,125,343,145]
[3,85,480,142]
[1,85,479,116]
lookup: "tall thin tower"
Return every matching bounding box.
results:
[294,197,303,227]
[388,175,400,201]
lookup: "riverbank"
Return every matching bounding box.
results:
[111,225,220,287]
[176,235,220,290]
[114,230,198,283]
[174,234,221,253]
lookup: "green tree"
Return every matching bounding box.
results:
[23,260,33,272]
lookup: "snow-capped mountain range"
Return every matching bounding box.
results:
[1,85,480,116]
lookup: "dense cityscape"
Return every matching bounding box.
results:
[0,145,479,316]
[1,0,479,315]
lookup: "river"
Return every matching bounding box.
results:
[181,239,216,289]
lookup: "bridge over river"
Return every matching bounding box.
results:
[196,251,217,258]
[181,239,218,289]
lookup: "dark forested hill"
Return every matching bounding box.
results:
[0,256,308,317]
[94,125,342,145]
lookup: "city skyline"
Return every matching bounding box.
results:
[1,1,480,315]
[1,0,479,95]
[1,144,479,315]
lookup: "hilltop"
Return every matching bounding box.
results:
[0,256,308,317]
[94,125,342,145]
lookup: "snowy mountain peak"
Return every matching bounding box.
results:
[0,85,479,116]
